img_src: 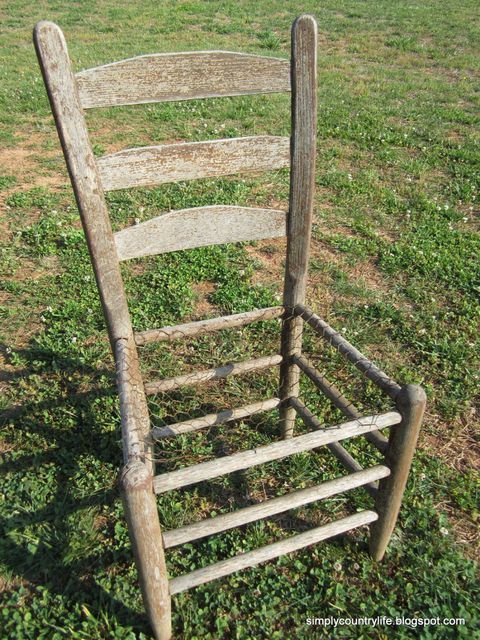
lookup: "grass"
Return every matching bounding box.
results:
[0,0,479,638]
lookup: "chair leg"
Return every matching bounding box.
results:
[279,315,303,439]
[121,461,172,640]
[369,384,426,561]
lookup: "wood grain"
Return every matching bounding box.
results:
[169,510,378,594]
[76,51,291,109]
[135,306,284,345]
[162,466,389,548]
[153,412,402,493]
[97,136,290,191]
[152,398,281,439]
[114,206,287,260]
[144,354,282,395]
[279,15,318,438]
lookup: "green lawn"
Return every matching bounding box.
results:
[0,1,479,638]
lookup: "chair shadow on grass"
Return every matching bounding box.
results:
[1,342,369,636]
[0,342,150,633]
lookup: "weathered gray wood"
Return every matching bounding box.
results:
[135,306,284,346]
[370,385,426,561]
[162,466,389,548]
[144,354,283,395]
[33,21,133,347]
[153,412,401,493]
[76,51,291,109]
[121,462,171,640]
[288,397,379,497]
[293,304,402,400]
[116,337,153,467]
[97,136,290,191]
[115,206,287,261]
[279,15,317,439]
[169,510,378,594]
[152,398,281,439]
[292,354,388,453]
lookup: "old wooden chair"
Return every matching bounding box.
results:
[34,15,426,639]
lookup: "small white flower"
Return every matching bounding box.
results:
[134,218,141,225]
[71,336,77,343]
[334,561,342,572]
[440,527,449,536]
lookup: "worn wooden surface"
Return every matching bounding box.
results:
[121,462,171,640]
[292,354,388,453]
[279,15,318,438]
[115,205,287,260]
[76,51,291,109]
[135,306,284,345]
[162,466,389,548]
[152,398,281,439]
[144,354,282,395]
[98,136,290,191]
[288,397,379,497]
[153,412,401,493]
[34,21,133,347]
[294,304,402,400]
[169,510,378,594]
[115,337,153,466]
[370,384,426,561]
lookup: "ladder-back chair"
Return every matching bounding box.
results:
[34,16,426,640]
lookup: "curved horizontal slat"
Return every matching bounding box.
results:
[115,205,287,260]
[75,51,291,109]
[97,135,290,192]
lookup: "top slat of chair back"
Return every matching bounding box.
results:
[76,51,291,109]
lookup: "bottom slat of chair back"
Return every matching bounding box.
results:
[169,510,378,595]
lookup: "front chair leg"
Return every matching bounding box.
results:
[369,384,426,561]
[121,461,172,640]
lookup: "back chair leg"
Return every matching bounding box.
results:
[369,384,426,561]
[121,462,172,640]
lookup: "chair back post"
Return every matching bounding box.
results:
[279,14,318,438]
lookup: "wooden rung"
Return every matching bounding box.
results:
[162,466,389,548]
[97,136,290,192]
[288,398,379,497]
[293,304,402,400]
[292,354,388,453]
[169,510,378,594]
[152,398,281,439]
[76,51,291,109]
[136,306,284,346]
[145,354,282,395]
[153,411,400,493]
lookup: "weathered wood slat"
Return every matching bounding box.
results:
[162,466,389,548]
[135,306,284,346]
[153,412,401,493]
[152,398,281,439]
[293,304,402,400]
[76,51,291,109]
[288,397,378,497]
[169,510,378,594]
[279,15,317,438]
[97,136,290,191]
[145,354,282,395]
[115,206,287,261]
[292,354,389,453]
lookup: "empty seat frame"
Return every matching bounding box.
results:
[34,15,426,640]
